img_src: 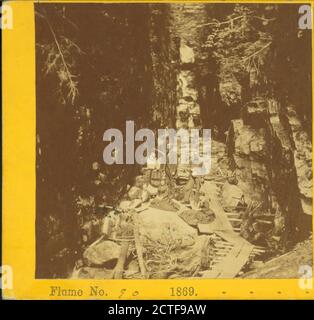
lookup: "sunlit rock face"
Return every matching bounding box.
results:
[226,97,312,242]
[285,105,312,217]
[227,119,269,206]
[169,3,209,131]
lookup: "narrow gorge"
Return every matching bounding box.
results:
[35,3,312,279]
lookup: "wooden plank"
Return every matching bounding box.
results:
[197,195,255,278]
[210,197,235,232]
[226,211,241,215]
[197,221,223,234]
[215,230,242,244]
[228,218,242,222]
[217,242,254,278]
[202,240,254,278]
[133,214,147,277]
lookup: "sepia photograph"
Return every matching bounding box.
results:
[34,2,312,280]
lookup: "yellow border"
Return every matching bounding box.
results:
[2,0,314,300]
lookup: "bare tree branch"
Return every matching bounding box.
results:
[35,10,79,104]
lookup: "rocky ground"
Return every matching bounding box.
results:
[241,238,312,279]
[72,137,312,279]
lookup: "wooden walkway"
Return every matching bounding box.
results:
[200,197,264,278]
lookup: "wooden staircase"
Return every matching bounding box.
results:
[199,197,266,278]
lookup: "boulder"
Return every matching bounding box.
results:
[179,209,215,227]
[83,240,120,266]
[138,208,197,244]
[119,200,131,211]
[128,199,142,209]
[128,186,142,200]
[144,184,158,197]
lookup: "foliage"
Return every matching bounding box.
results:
[204,4,277,105]
[35,4,154,278]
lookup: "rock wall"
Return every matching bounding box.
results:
[227,97,312,243]
[169,3,207,130]
[161,4,312,245]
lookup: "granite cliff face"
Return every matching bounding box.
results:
[165,3,312,246]
[227,99,312,244]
